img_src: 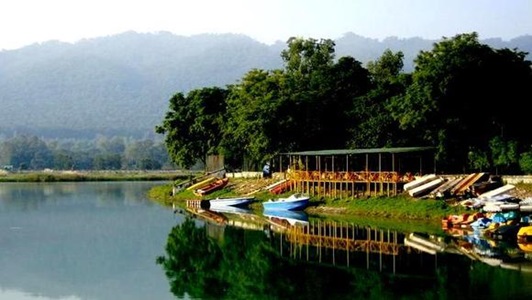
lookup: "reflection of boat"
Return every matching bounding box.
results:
[194,178,229,196]
[185,207,227,224]
[209,205,253,215]
[518,242,532,253]
[486,224,522,241]
[263,210,309,226]
[404,232,446,255]
[207,196,254,209]
[262,193,310,211]
[500,261,532,273]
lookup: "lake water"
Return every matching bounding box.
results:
[1,182,531,300]
[0,182,177,300]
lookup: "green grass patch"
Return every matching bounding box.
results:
[0,171,188,182]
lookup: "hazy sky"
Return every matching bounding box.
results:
[1,0,531,50]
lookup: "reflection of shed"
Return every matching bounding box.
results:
[276,147,435,198]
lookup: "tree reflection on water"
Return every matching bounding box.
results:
[156,217,532,299]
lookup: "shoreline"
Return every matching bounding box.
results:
[0,170,191,182]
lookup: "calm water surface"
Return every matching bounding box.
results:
[0,182,178,300]
[2,182,531,300]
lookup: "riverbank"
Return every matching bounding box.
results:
[148,177,478,223]
[0,170,191,182]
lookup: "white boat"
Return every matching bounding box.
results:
[207,196,255,209]
[478,184,515,198]
[408,177,444,197]
[403,174,437,192]
[520,204,532,212]
[483,203,502,212]
[500,203,520,211]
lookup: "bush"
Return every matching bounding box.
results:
[519,151,532,174]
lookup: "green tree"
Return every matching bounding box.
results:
[92,153,122,170]
[156,87,228,169]
[280,37,338,150]
[156,218,225,299]
[222,69,287,168]
[388,32,532,172]
[0,135,53,170]
[124,139,157,169]
[349,49,409,148]
[52,149,75,170]
[489,136,519,174]
[468,147,490,172]
[519,149,532,174]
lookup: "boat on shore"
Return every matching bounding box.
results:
[207,196,255,209]
[194,177,229,196]
[185,176,217,191]
[262,193,310,211]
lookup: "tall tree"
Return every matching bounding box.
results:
[156,87,228,168]
[222,69,287,168]
[280,37,340,150]
[0,135,53,170]
[348,49,408,148]
[388,32,532,172]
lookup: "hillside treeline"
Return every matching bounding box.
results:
[2,31,532,137]
[157,33,532,175]
[0,135,175,171]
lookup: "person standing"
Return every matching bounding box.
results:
[262,162,271,178]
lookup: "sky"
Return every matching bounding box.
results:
[1,0,531,50]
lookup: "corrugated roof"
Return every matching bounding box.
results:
[281,147,435,156]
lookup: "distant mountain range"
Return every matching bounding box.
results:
[1,31,531,139]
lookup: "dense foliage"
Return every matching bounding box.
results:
[158,33,532,174]
[0,135,175,170]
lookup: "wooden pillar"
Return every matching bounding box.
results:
[365,154,369,195]
[392,153,396,196]
[379,153,382,195]
[318,156,321,198]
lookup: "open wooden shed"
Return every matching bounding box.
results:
[275,147,436,198]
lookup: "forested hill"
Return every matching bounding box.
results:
[1,31,531,139]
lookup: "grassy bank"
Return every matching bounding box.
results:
[0,170,191,182]
[148,178,471,224]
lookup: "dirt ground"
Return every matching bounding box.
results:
[225,177,280,195]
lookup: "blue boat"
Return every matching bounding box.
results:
[262,193,310,211]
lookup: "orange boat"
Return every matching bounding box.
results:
[194,177,229,196]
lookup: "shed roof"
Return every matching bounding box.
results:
[281,147,435,156]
